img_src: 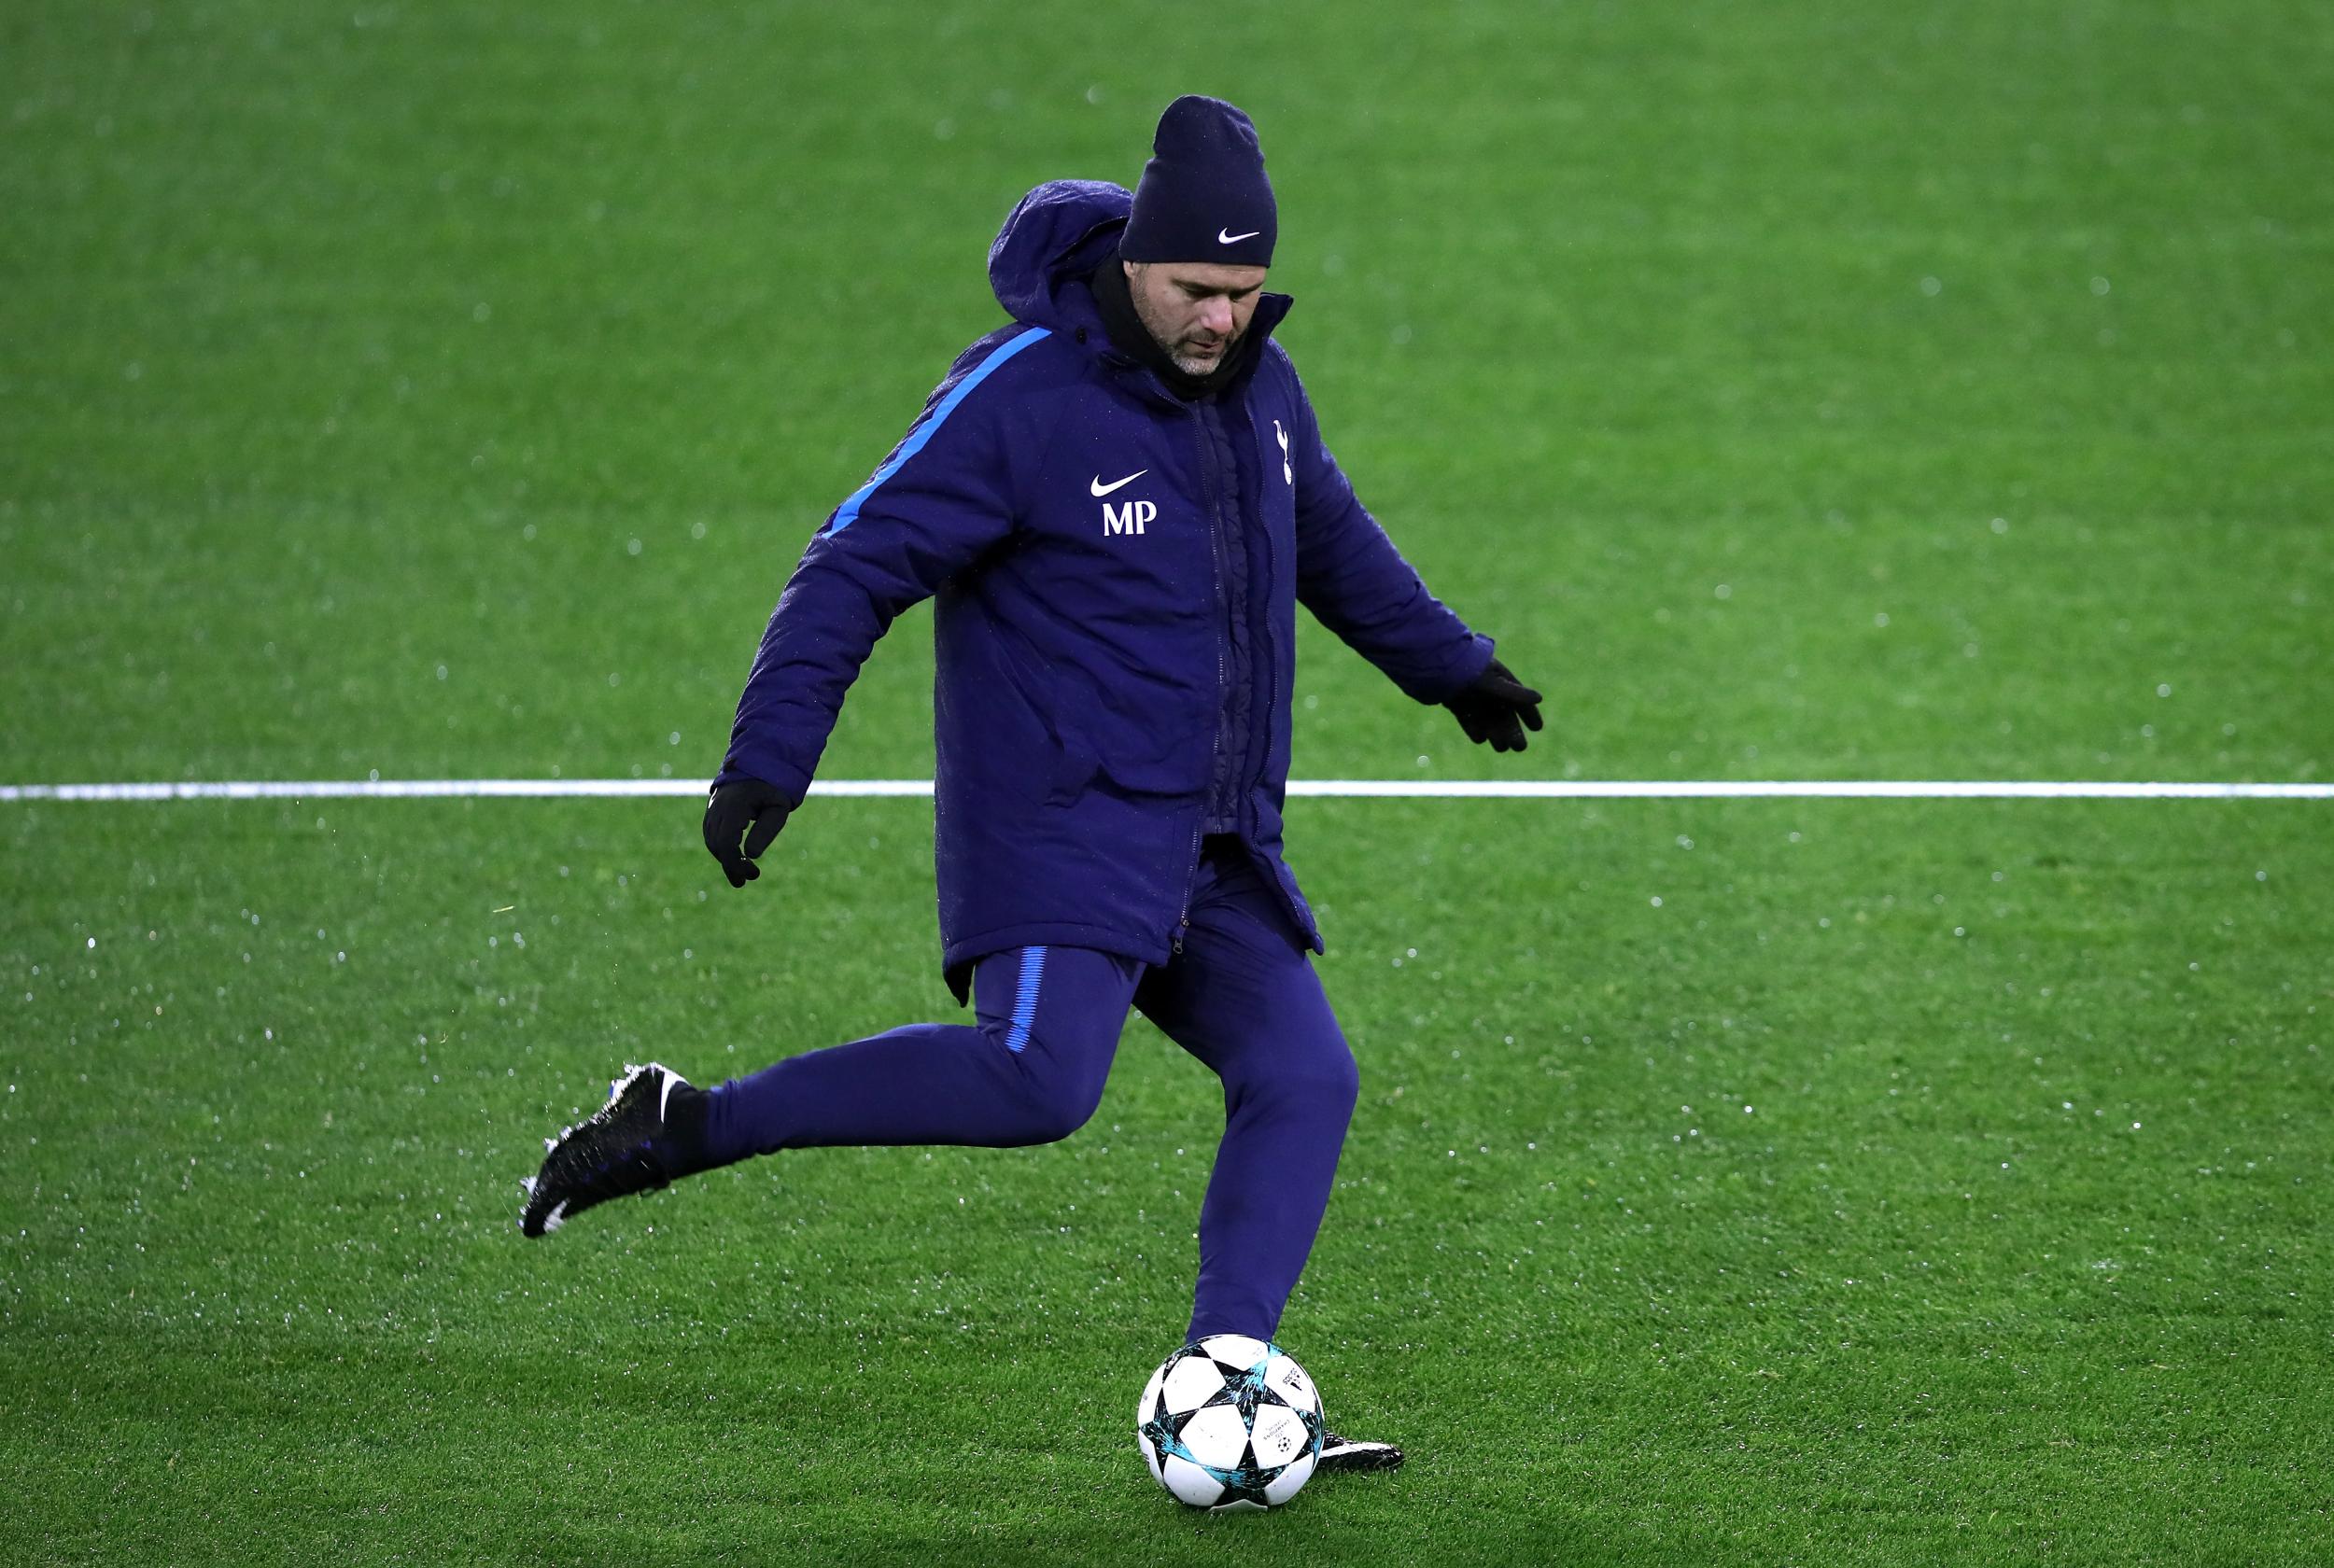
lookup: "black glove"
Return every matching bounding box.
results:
[1444,656,1544,752]
[703,778,793,888]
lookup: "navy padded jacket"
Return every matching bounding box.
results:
[720,179,1493,994]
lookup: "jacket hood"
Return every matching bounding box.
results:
[988,179,1133,328]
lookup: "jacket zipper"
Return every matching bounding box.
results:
[1199,404,1234,824]
[1173,815,1202,955]
[1179,404,1232,956]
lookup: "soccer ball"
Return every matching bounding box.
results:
[1135,1335,1325,1511]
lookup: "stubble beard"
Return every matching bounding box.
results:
[1131,287,1237,377]
[1167,342,1231,376]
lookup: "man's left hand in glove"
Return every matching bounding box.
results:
[1444,657,1544,752]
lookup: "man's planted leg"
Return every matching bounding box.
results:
[1134,846,1399,1474]
[1153,948,1358,1345]
[1133,850,1359,1344]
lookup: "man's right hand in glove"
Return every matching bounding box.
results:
[703,777,793,889]
[1444,656,1544,752]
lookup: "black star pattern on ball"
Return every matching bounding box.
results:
[1207,1354,1280,1425]
[1206,1439,1276,1511]
[1140,1403,1188,1470]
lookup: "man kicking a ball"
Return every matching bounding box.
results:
[520,95,1541,1477]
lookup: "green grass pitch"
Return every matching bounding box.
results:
[4,2,2330,1563]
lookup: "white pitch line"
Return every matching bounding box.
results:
[1288,780,2334,800]
[2,778,2330,802]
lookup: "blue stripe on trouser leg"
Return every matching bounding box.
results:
[697,945,1134,1159]
[1005,945,1047,1053]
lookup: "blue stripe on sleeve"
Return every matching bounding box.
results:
[826,326,1051,535]
[1005,945,1048,1054]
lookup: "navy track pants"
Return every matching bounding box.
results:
[699,840,1361,1342]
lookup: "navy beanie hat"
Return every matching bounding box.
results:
[1120,95,1276,268]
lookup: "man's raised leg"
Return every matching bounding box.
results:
[700,945,1142,1155]
[519,945,1140,1235]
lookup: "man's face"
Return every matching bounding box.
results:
[1123,259,1269,376]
